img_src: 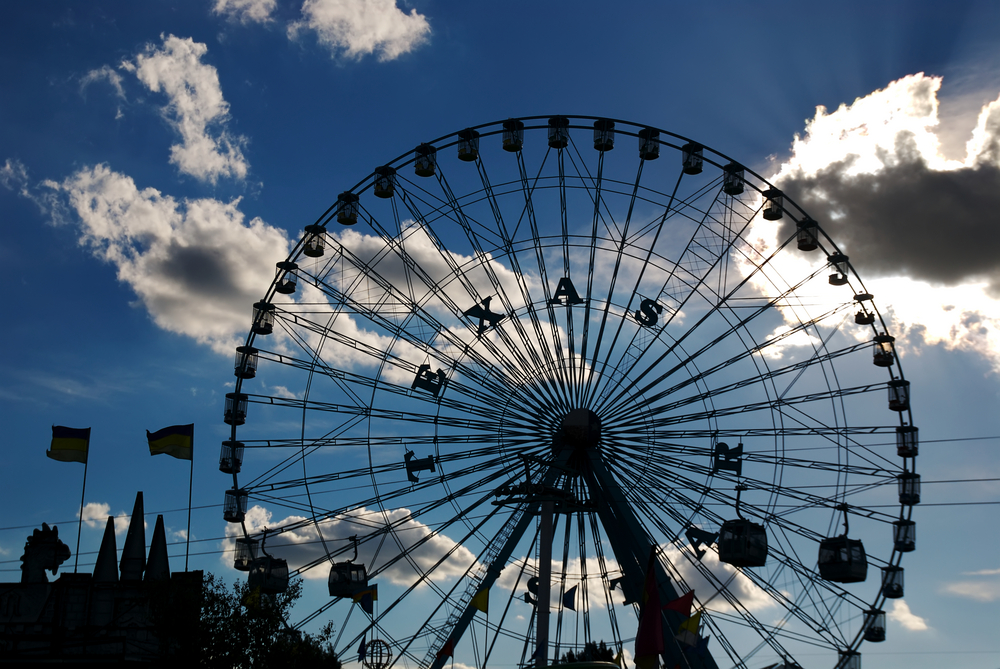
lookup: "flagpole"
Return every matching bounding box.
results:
[75,458,88,573]
[185,426,194,571]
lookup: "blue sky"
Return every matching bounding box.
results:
[2,2,1000,668]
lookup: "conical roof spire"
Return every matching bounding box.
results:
[144,514,170,581]
[120,491,146,581]
[93,516,119,584]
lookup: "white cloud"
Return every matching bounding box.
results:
[222,504,478,586]
[79,501,132,535]
[123,34,248,183]
[46,164,290,354]
[759,73,1000,371]
[494,555,622,612]
[80,65,126,100]
[665,543,777,615]
[887,599,930,631]
[270,384,300,399]
[942,579,1000,602]
[962,567,1000,576]
[1,158,28,192]
[289,0,431,62]
[213,0,277,24]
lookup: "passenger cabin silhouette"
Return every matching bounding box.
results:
[248,529,289,595]
[718,485,768,568]
[818,505,868,583]
[328,535,370,598]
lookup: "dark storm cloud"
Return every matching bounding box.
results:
[777,131,1000,295]
[149,242,242,302]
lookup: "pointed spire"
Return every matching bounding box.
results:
[120,491,146,581]
[93,516,119,584]
[145,515,170,581]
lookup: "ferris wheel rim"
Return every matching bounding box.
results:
[223,116,916,669]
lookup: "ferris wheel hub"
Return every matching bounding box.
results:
[554,408,602,453]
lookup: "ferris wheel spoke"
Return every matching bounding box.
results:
[610,339,865,426]
[241,441,510,499]
[637,381,889,431]
[432,164,557,385]
[507,148,573,397]
[292,461,518,581]
[396,174,552,388]
[579,159,648,406]
[256,344,507,419]
[599,303,860,426]
[477,157,579,406]
[616,455,882,651]
[243,392,518,435]
[558,137,621,403]
[353,203,543,394]
[296,262,526,401]
[585,173,747,409]
[583,174,687,409]
[596,233,824,419]
[596,248,833,420]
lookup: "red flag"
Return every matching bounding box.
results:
[663,590,694,617]
[436,639,455,659]
[634,550,663,669]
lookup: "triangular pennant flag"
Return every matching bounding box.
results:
[634,548,663,669]
[471,587,489,614]
[563,584,578,611]
[663,590,694,617]
[358,637,367,663]
[684,634,710,657]
[676,610,702,647]
[436,639,455,659]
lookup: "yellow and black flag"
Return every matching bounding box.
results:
[147,424,194,460]
[47,426,90,463]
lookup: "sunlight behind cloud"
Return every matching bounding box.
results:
[765,73,1000,372]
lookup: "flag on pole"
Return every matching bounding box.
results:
[634,550,663,669]
[146,424,194,460]
[357,637,367,663]
[563,585,578,611]
[471,587,490,614]
[684,634,710,657]
[676,610,702,647]
[353,584,378,615]
[663,590,694,617]
[47,426,90,463]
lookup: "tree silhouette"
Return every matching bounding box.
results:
[150,572,340,668]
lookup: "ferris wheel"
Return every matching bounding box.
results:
[219,117,918,669]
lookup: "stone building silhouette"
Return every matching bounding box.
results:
[0,492,201,665]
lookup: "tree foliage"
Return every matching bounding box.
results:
[150,572,341,668]
[559,640,616,664]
